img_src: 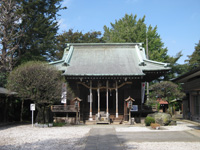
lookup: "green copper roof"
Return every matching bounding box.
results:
[50,43,170,77]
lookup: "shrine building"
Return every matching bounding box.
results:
[50,43,170,124]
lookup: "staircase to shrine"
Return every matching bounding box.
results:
[84,113,124,125]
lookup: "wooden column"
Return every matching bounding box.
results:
[106,80,109,117]
[116,81,118,118]
[89,80,93,121]
[97,82,100,117]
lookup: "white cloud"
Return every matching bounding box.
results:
[58,18,69,32]
[62,0,72,7]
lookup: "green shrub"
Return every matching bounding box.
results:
[145,116,155,126]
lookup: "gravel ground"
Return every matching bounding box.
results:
[0,121,200,150]
[115,121,200,132]
[118,121,200,150]
[0,125,91,150]
[124,142,200,150]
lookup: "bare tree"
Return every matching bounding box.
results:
[0,0,23,72]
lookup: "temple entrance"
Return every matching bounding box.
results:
[94,90,115,113]
[100,91,106,111]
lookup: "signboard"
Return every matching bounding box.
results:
[30,104,35,127]
[30,104,35,111]
[88,95,93,102]
[130,105,138,112]
[61,83,67,103]
[127,101,132,109]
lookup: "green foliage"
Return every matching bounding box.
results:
[145,98,157,107]
[103,14,169,63]
[145,116,155,126]
[55,29,103,60]
[0,72,7,87]
[103,13,184,80]
[149,81,185,103]
[103,14,146,43]
[185,40,200,70]
[7,61,64,103]
[6,61,64,123]
[157,103,160,110]
[17,0,65,64]
[164,52,186,80]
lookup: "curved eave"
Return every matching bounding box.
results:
[63,73,145,76]
[143,59,170,66]
[142,68,171,71]
[69,43,143,46]
[49,60,64,65]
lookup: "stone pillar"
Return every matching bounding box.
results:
[116,81,118,118]
[97,82,100,117]
[89,80,93,121]
[106,80,109,117]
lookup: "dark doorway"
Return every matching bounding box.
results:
[100,91,106,111]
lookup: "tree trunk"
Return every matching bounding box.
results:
[43,105,46,124]
[36,105,42,123]
[20,99,24,122]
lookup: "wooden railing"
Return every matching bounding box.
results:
[51,105,76,112]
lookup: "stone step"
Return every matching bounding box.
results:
[85,120,96,125]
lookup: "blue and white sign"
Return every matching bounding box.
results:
[130,105,138,112]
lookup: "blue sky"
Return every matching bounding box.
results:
[58,0,200,64]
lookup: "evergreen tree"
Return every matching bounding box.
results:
[103,14,183,80]
[55,29,103,60]
[185,40,200,70]
[17,0,65,64]
[103,14,169,62]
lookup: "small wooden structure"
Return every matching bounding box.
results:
[51,105,76,112]
[125,96,135,124]
[72,97,82,124]
[51,97,82,124]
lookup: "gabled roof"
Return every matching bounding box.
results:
[50,43,170,77]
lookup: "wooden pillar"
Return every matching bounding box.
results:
[106,80,109,117]
[89,80,93,121]
[116,81,118,118]
[124,101,128,121]
[97,82,100,117]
